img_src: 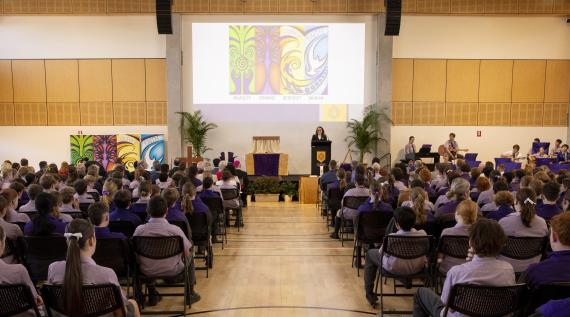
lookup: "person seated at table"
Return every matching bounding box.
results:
[413,218,514,317]
[404,136,416,162]
[109,189,142,227]
[557,144,570,163]
[536,181,562,221]
[501,144,526,162]
[530,147,549,161]
[88,202,126,240]
[435,178,470,218]
[24,192,67,236]
[551,139,562,156]
[485,191,514,221]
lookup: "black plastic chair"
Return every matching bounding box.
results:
[326,187,342,230]
[435,213,457,238]
[131,236,190,316]
[500,236,548,272]
[61,210,86,219]
[339,196,369,246]
[522,282,570,315]
[92,238,132,296]
[42,283,126,317]
[109,221,137,237]
[376,235,435,317]
[201,196,226,248]
[0,284,41,317]
[188,211,213,276]
[79,202,93,213]
[221,188,243,232]
[352,210,393,276]
[442,283,527,317]
[169,220,191,240]
[89,191,101,202]
[435,235,470,292]
[23,236,67,281]
[19,210,38,220]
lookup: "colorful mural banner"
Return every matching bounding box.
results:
[70,134,164,172]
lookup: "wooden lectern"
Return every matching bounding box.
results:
[311,140,331,176]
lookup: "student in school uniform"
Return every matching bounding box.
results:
[181,182,213,244]
[131,180,152,217]
[47,219,140,317]
[109,189,142,227]
[133,196,201,306]
[73,179,95,204]
[413,219,515,317]
[1,188,30,223]
[59,186,79,213]
[363,206,426,306]
[485,191,515,221]
[88,202,126,240]
[199,177,222,200]
[501,144,526,162]
[50,191,73,223]
[557,144,570,163]
[470,176,490,203]
[438,200,478,274]
[401,187,436,226]
[551,139,563,157]
[0,225,43,311]
[536,181,562,221]
[480,178,509,213]
[498,188,548,273]
[435,178,471,218]
[534,298,570,317]
[24,192,67,236]
[18,184,42,212]
[162,188,187,223]
[434,171,460,209]
[477,170,501,207]
[0,196,23,264]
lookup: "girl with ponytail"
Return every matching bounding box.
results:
[435,177,470,218]
[47,219,140,317]
[401,187,435,226]
[498,187,549,273]
[181,183,213,239]
[24,191,67,236]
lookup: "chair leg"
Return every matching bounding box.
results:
[379,271,384,317]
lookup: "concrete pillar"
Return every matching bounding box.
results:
[166,13,183,164]
[376,13,393,163]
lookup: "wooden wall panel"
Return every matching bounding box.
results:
[412,102,445,125]
[348,0,382,12]
[450,0,485,13]
[392,102,413,125]
[72,0,106,13]
[512,60,546,103]
[479,60,513,102]
[210,0,244,13]
[401,0,417,12]
[543,103,568,126]
[446,103,478,125]
[518,0,554,13]
[106,0,140,12]
[446,60,480,102]
[0,61,13,103]
[392,59,414,102]
[14,103,47,126]
[484,0,518,13]
[511,103,544,126]
[412,59,446,102]
[37,0,73,13]
[416,0,451,13]
[544,60,570,103]
[314,0,348,12]
[3,0,38,13]
[173,0,209,12]
[80,102,113,125]
[79,60,112,102]
[478,103,511,126]
[244,0,279,13]
[113,102,146,125]
[0,104,14,126]
[553,0,570,13]
[12,60,46,103]
[147,102,167,125]
[45,60,79,103]
[279,0,313,12]
[112,59,145,102]
[145,59,167,102]
[47,103,80,125]
[140,0,155,12]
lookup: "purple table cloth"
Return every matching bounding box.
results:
[253,153,280,176]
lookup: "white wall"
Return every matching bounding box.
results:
[0,16,167,168]
[391,16,570,164]
[181,15,378,174]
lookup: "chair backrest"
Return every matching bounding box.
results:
[500,236,547,260]
[437,235,470,259]
[201,196,224,215]
[92,238,130,278]
[444,283,527,317]
[524,282,570,315]
[188,212,210,243]
[169,220,191,239]
[355,211,393,243]
[0,284,41,317]
[132,236,184,260]
[41,284,125,317]
[89,191,100,202]
[61,210,86,219]
[327,187,342,210]
[382,235,433,260]
[343,196,369,210]
[24,236,68,281]
[19,211,38,220]
[1,237,15,258]
[435,214,458,237]
[221,188,239,200]
[130,203,148,214]
[79,203,92,213]
[109,221,137,237]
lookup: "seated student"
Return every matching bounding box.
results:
[9,181,26,206]
[557,144,570,163]
[181,183,213,241]
[501,144,526,162]
[18,184,42,212]
[458,163,471,182]
[536,181,562,221]
[0,225,43,310]
[477,170,501,207]
[101,179,118,210]
[83,174,100,195]
[1,188,30,223]
[363,206,426,306]
[438,200,478,274]
[73,179,95,204]
[468,167,481,189]
[434,171,460,209]
[530,147,549,161]
[162,188,187,223]
[435,178,470,218]
[133,196,200,306]
[187,165,203,189]
[129,167,145,193]
[319,160,338,191]
[551,139,563,156]
[59,186,79,213]
[50,191,73,224]
[199,177,222,200]
[485,191,515,221]
[88,202,126,240]
[417,168,436,200]
[392,167,407,191]
[109,190,142,227]
[480,178,509,212]
[39,173,57,192]
[0,196,23,264]
[431,163,449,192]
[131,180,152,215]
[155,164,173,190]
[47,219,140,317]
[217,171,241,226]
[402,187,435,226]
[533,298,570,317]
[499,188,548,273]
[470,176,490,202]
[24,192,67,236]
[521,212,570,288]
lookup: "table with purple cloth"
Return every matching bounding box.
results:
[245,153,289,176]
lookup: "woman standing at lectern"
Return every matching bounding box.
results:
[312,126,328,142]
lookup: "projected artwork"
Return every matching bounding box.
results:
[70,134,164,172]
[229,25,328,96]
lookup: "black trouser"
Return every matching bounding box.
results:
[364,249,382,299]
[413,287,445,317]
[147,254,197,294]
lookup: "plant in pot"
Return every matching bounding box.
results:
[280,181,297,203]
[345,105,391,163]
[252,176,281,203]
[176,110,218,159]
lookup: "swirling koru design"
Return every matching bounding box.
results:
[141,134,165,167]
[70,135,94,165]
[93,135,117,172]
[229,25,256,95]
[280,25,328,95]
[117,134,141,172]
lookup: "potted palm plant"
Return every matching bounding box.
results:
[280,181,297,203]
[252,176,281,202]
[176,110,218,159]
[345,106,391,163]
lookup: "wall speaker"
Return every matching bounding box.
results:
[156,0,173,34]
[385,0,401,36]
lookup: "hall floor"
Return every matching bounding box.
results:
[148,202,411,316]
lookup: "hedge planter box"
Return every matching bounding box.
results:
[255,194,280,202]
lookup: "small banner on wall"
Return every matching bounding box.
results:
[70,134,165,171]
